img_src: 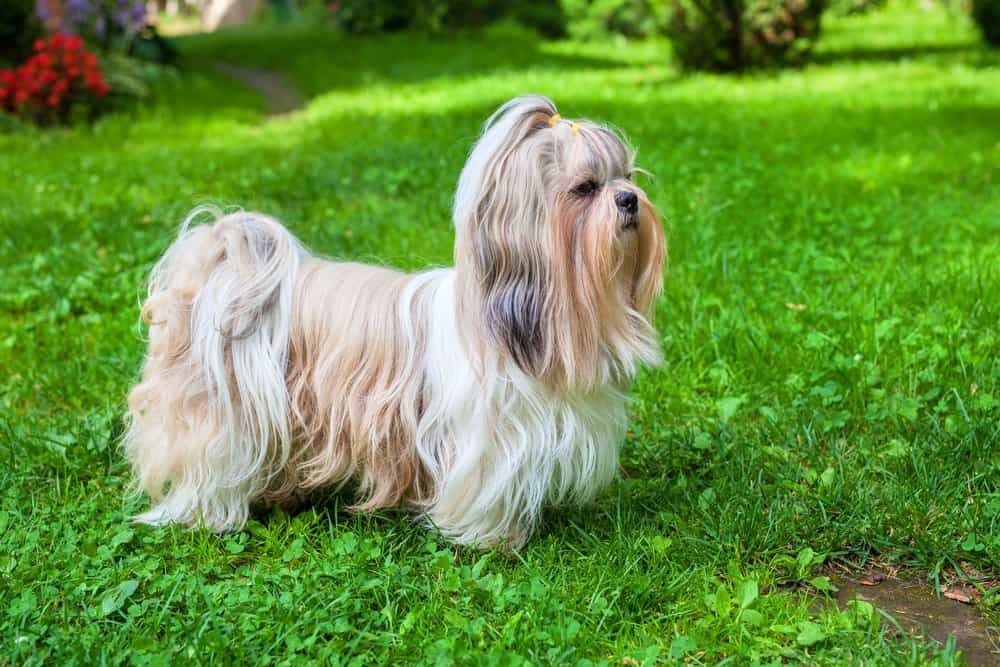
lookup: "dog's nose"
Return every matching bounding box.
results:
[615,190,638,216]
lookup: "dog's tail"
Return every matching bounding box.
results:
[125,206,303,530]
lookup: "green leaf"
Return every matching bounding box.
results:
[961,533,984,551]
[741,608,764,626]
[809,576,837,592]
[846,599,874,626]
[101,580,139,616]
[796,621,828,646]
[717,396,745,423]
[895,397,920,421]
[736,579,758,609]
[795,547,816,575]
[668,636,696,659]
[281,538,305,562]
[883,439,909,457]
[224,536,246,554]
[819,467,836,488]
[714,584,731,617]
[650,535,672,554]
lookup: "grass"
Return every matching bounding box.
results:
[1,3,999,664]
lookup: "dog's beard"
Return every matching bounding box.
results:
[125,95,666,548]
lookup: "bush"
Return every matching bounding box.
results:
[63,0,147,52]
[0,0,43,66]
[828,0,886,16]
[0,34,110,126]
[331,0,566,37]
[563,0,668,40]
[127,25,179,65]
[666,0,826,71]
[972,0,1000,46]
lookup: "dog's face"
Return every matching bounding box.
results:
[454,96,666,390]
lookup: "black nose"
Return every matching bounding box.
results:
[615,190,638,216]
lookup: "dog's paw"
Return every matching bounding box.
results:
[132,504,176,527]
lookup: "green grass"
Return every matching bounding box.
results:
[2,3,999,664]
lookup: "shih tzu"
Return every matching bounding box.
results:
[125,94,666,548]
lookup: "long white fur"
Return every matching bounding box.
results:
[125,94,665,548]
[414,272,626,545]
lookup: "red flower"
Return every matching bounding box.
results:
[85,72,109,96]
[2,37,111,122]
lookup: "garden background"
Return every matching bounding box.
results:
[1,0,999,664]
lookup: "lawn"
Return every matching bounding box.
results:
[1,3,999,664]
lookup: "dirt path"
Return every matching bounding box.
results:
[214,63,305,117]
[832,575,998,665]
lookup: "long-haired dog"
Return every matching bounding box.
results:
[125,94,666,548]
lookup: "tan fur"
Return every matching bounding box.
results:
[279,260,433,509]
[125,95,668,547]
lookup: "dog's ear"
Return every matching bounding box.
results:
[453,96,557,376]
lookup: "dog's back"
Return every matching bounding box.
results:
[279,258,441,510]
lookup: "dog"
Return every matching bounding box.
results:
[125,94,666,548]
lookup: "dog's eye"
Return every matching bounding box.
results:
[572,180,599,197]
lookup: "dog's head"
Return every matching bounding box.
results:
[454,95,666,391]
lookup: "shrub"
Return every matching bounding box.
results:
[0,0,43,66]
[563,0,668,40]
[666,0,826,71]
[330,0,566,37]
[0,34,110,125]
[972,0,1000,46]
[828,0,886,16]
[63,0,147,52]
[127,24,179,65]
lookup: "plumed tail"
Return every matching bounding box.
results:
[125,207,303,530]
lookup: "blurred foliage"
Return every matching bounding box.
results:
[972,0,1000,45]
[62,0,147,53]
[666,0,827,70]
[828,0,887,16]
[562,0,668,39]
[127,25,179,65]
[101,51,179,104]
[330,0,567,37]
[0,0,44,66]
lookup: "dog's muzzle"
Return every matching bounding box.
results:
[616,191,639,231]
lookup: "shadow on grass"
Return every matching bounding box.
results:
[174,27,640,99]
[812,42,1000,67]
